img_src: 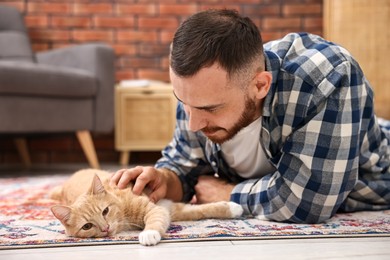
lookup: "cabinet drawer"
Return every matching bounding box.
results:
[115,83,177,151]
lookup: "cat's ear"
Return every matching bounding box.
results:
[51,205,71,224]
[91,174,106,195]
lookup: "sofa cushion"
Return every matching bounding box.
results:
[0,5,28,32]
[0,61,97,98]
[0,32,34,62]
[0,95,94,132]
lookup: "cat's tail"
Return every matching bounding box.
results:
[49,185,63,201]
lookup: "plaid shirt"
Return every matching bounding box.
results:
[156,33,390,223]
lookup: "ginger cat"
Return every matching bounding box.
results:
[50,169,243,246]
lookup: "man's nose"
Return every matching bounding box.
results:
[185,107,207,132]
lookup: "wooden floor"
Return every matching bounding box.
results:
[2,237,390,260]
[1,163,390,259]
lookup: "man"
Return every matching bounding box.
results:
[111,9,390,223]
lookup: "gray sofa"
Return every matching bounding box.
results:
[0,5,115,168]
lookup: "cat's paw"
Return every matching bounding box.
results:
[139,230,161,246]
[228,202,244,218]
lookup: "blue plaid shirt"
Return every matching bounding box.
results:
[156,33,390,223]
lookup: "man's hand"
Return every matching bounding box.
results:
[110,166,182,203]
[193,175,235,204]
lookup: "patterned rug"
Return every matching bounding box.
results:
[1,174,390,249]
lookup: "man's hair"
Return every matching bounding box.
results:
[170,9,264,79]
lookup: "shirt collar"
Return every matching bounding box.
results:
[262,50,281,118]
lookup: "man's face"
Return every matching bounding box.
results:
[170,63,262,144]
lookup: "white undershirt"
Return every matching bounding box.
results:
[220,117,275,178]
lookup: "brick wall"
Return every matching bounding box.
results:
[0,0,323,165]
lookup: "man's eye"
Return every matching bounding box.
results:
[82,223,93,230]
[102,207,109,216]
[205,108,218,113]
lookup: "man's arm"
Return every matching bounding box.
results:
[158,168,183,202]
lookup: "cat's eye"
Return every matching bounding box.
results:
[102,207,109,216]
[82,223,93,230]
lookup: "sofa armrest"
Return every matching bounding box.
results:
[36,43,115,132]
[0,60,96,97]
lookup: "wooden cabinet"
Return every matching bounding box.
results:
[323,0,390,119]
[115,81,177,165]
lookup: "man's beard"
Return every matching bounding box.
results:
[201,95,258,144]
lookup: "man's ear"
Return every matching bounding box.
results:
[252,71,272,100]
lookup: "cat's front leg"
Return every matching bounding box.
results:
[138,203,171,246]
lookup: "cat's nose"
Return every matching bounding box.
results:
[101,224,110,233]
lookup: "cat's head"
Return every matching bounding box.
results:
[51,174,123,238]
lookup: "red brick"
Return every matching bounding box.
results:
[282,0,322,3]
[243,5,281,16]
[52,43,74,49]
[261,31,284,42]
[51,16,92,28]
[120,57,159,69]
[303,17,322,29]
[25,15,49,28]
[137,69,170,82]
[28,3,71,14]
[282,4,322,16]
[217,0,265,3]
[160,30,176,44]
[29,29,70,41]
[73,3,113,14]
[262,18,301,30]
[308,29,323,37]
[137,0,175,3]
[116,4,156,15]
[116,70,136,81]
[138,17,178,30]
[159,4,197,15]
[161,57,170,70]
[112,44,137,56]
[199,5,241,12]
[72,30,114,42]
[139,44,170,57]
[250,17,262,30]
[116,30,158,43]
[94,16,135,28]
